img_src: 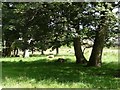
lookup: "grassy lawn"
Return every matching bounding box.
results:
[1,47,120,88]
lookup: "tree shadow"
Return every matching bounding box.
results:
[2,59,120,88]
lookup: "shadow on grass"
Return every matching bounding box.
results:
[2,58,120,88]
[29,54,74,57]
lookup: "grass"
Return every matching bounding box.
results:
[1,47,120,88]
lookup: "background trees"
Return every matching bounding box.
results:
[2,3,22,56]
[2,2,118,67]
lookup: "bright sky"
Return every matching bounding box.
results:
[112,2,119,13]
[112,8,118,13]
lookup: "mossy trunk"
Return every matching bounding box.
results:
[88,11,108,67]
[73,37,87,64]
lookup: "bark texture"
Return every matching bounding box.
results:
[73,37,87,64]
[88,12,108,67]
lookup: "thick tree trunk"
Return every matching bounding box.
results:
[73,37,87,64]
[73,20,87,64]
[88,12,108,67]
[87,32,104,67]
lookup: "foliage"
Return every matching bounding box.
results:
[2,2,118,65]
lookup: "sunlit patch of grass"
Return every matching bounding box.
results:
[83,47,118,63]
[102,52,118,63]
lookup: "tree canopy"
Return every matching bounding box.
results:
[2,2,118,66]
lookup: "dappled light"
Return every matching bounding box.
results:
[2,56,119,88]
[1,2,119,88]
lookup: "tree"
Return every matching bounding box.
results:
[65,2,88,64]
[2,2,118,66]
[87,2,117,67]
[2,2,21,56]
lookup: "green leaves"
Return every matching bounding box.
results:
[2,2,118,55]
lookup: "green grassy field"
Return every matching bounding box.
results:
[1,47,120,88]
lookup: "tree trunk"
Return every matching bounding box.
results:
[3,40,11,57]
[13,48,16,56]
[41,49,44,55]
[73,20,87,64]
[73,37,87,64]
[16,48,18,56]
[23,50,25,58]
[14,46,18,56]
[32,48,34,55]
[23,49,29,58]
[88,12,108,67]
[56,47,59,55]
[87,32,104,67]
